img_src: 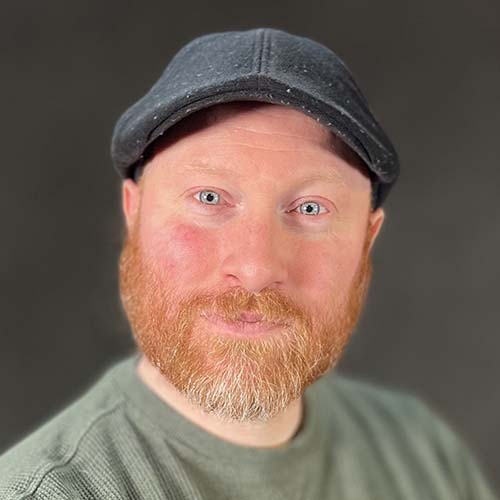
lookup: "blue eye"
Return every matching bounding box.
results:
[193,191,328,217]
[194,190,220,205]
[292,201,327,216]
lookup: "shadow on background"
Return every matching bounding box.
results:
[1,0,498,492]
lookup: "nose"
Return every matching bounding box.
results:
[220,219,289,293]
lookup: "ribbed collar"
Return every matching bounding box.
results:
[110,351,327,475]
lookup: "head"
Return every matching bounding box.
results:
[118,101,385,423]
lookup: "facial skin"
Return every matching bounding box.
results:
[119,102,385,447]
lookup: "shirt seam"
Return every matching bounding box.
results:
[109,374,215,461]
[14,399,126,500]
[110,370,323,467]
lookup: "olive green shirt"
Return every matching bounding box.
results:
[0,352,497,499]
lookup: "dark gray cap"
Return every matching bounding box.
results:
[111,28,400,209]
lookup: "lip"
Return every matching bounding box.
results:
[201,311,286,338]
[237,311,265,322]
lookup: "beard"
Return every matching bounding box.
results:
[118,215,372,424]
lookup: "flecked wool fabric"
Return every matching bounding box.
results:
[0,352,497,499]
[111,28,400,209]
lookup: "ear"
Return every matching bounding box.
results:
[366,207,385,252]
[122,179,141,233]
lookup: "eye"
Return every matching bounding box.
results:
[291,200,328,216]
[193,190,221,205]
[191,191,329,216]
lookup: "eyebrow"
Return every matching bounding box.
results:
[182,163,345,186]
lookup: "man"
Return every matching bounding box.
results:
[0,28,496,499]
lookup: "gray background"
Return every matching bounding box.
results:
[1,0,498,492]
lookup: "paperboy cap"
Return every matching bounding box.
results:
[111,28,400,209]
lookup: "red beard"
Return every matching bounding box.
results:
[118,217,372,423]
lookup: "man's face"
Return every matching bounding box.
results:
[119,102,384,423]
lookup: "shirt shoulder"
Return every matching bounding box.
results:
[319,371,498,499]
[0,364,128,500]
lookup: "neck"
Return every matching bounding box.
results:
[136,353,304,448]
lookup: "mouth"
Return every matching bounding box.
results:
[236,311,265,322]
[200,311,287,338]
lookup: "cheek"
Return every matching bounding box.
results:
[141,222,218,283]
[292,242,359,296]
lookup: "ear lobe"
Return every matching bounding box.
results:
[367,207,385,252]
[122,179,140,232]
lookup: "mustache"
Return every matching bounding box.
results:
[179,285,305,327]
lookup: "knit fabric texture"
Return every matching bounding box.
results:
[0,352,497,500]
